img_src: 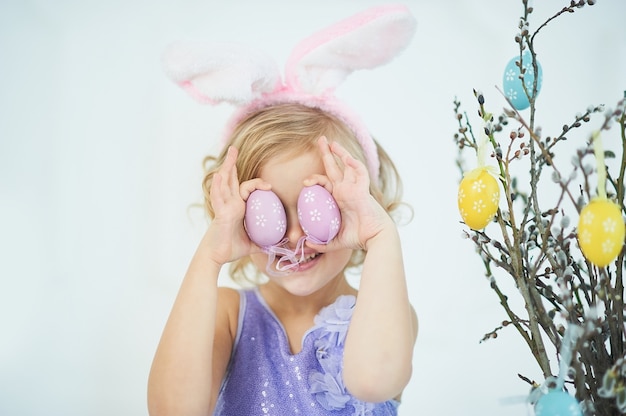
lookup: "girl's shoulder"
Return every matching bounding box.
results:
[216,286,241,340]
[217,285,241,302]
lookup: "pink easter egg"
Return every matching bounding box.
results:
[297,185,341,244]
[244,190,287,247]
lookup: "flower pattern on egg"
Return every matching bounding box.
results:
[457,168,500,230]
[458,187,466,203]
[245,189,288,248]
[256,215,267,227]
[472,199,487,213]
[504,68,516,82]
[250,197,262,210]
[602,239,616,255]
[579,229,592,246]
[603,217,617,233]
[304,190,315,203]
[581,210,594,225]
[471,179,486,193]
[505,88,518,102]
[325,197,336,210]
[297,185,341,243]
[502,52,542,110]
[577,198,625,267]
[310,209,321,222]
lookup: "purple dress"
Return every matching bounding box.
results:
[213,289,400,415]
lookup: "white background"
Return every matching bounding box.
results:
[1,0,625,415]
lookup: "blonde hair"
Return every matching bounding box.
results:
[202,103,406,285]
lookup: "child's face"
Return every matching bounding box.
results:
[249,148,352,296]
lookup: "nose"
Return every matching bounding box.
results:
[284,209,306,249]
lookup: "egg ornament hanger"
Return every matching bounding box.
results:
[457,99,502,230]
[577,131,626,268]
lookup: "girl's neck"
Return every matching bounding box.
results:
[259,274,356,316]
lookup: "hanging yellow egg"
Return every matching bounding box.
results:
[457,167,500,230]
[577,197,625,267]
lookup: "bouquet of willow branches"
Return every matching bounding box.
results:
[453,1,626,414]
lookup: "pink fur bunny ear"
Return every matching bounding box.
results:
[285,4,417,95]
[162,5,416,181]
[161,41,280,105]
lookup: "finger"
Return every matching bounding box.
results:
[211,172,235,213]
[331,141,369,185]
[305,238,345,254]
[211,171,225,205]
[330,141,364,171]
[221,146,237,171]
[342,157,358,184]
[304,240,330,254]
[302,174,332,192]
[214,147,236,197]
[318,136,343,182]
[239,178,272,200]
[225,146,240,192]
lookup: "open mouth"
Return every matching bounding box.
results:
[301,252,321,263]
[274,251,322,273]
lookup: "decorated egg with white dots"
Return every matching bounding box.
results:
[534,390,582,416]
[502,51,543,110]
[297,185,341,244]
[458,167,500,230]
[244,189,287,247]
[577,197,625,267]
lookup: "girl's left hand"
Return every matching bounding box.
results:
[304,136,393,252]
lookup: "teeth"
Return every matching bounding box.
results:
[303,253,319,262]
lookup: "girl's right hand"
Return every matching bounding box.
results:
[204,146,270,266]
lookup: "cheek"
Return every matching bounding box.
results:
[249,252,268,271]
[323,249,354,272]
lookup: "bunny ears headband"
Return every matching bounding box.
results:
[162,4,417,180]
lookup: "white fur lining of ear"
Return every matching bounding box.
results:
[285,5,417,95]
[161,41,280,105]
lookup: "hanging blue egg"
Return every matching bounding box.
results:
[502,51,543,110]
[534,390,582,416]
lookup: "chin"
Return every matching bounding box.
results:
[270,256,334,296]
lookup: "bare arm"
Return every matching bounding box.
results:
[147,238,225,416]
[343,219,417,402]
[147,147,266,415]
[311,137,418,402]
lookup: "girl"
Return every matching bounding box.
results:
[149,5,418,416]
